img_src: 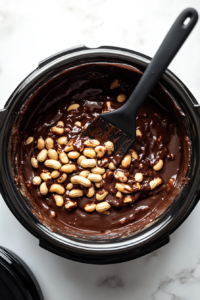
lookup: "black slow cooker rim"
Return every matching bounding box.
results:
[0,45,200,264]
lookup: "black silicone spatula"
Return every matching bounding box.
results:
[82,8,198,157]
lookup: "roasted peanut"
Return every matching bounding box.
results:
[37,149,48,162]
[75,121,81,127]
[47,149,58,160]
[88,173,102,183]
[131,150,138,160]
[45,137,54,149]
[116,191,123,198]
[54,195,64,207]
[50,211,56,218]
[110,79,120,89]
[40,182,48,195]
[149,178,162,190]
[59,152,69,164]
[105,101,111,108]
[98,158,109,168]
[60,164,77,173]
[167,178,175,192]
[133,182,141,191]
[68,151,80,159]
[91,167,105,175]
[153,159,163,171]
[84,139,100,147]
[115,171,127,182]
[52,125,64,135]
[51,170,60,179]
[83,148,96,159]
[49,184,65,194]
[121,154,131,168]
[40,171,51,182]
[69,189,83,198]
[79,170,90,178]
[81,159,96,168]
[31,157,38,168]
[66,183,73,190]
[57,136,67,145]
[96,190,109,201]
[95,182,102,188]
[37,138,45,150]
[64,140,74,152]
[123,195,133,203]
[117,94,126,103]
[71,175,91,187]
[65,201,77,210]
[105,141,114,155]
[32,176,42,185]
[84,203,96,212]
[77,155,86,166]
[108,162,116,170]
[57,121,64,127]
[96,201,111,212]
[44,159,61,170]
[67,103,80,111]
[135,173,143,183]
[95,145,107,158]
[26,137,33,145]
[136,129,142,138]
[86,184,95,198]
[57,173,67,184]
[116,183,133,194]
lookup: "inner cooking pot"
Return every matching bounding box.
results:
[0,45,200,264]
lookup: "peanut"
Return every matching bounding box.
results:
[68,151,80,159]
[167,178,175,192]
[131,150,138,160]
[110,79,120,89]
[88,173,102,183]
[40,171,51,181]
[108,162,116,170]
[84,139,100,147]
[44,159,61,170]
[65,201,77,210]
[115,171,127,182]
[67,103,80,111]
[51,170,60,179]
[136,129,142,138]
[71,175,91,187]
[66,183,73,190]
[31,157,38,168]
[116,191,123,198]
[116,183,133,194]
[47,149,58,160]
[79,170,90,178]
[37,149,48,162]
[57,173,67,184]
[96,190,109,201]
[105,141,114,155]
[81,159,96,168]
[96,201,111,212]
[77,155,87,166]
[95,182,102,188]
[135,173,143,183]
[69,189,83,198]
[75,121,81,127]
[86,184,95,198]
[60,164,77,173]
[117,94,126,103]
[50,211,56,218]
[124,195,133,203]
[59,152,69,164]
[133,182,141,191]
[52,126,64,135]
[98,158,109,167]
[49,184,65,194]
[105,101,111,108]
[37,138,45,150]
[91,167,105,175]
[84,203,96,212]
[150,178,162,190]
[54,195,64,207]
[95,145,107,158]
[32,176,42,185]
[64,140,74,152]
[121,154,131,168]
[57,136,67,145]
[83,148,96,159]
[26,137,33,145]
[40,182,48,195]
[45,137,54,149]
[57,121,64,127]
[153,159,164,171]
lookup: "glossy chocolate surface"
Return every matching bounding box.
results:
[15,63,189,236]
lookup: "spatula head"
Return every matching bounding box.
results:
[81,115,135,158]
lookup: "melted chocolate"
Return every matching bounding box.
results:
[15,63,190,237]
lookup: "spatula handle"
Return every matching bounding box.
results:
[124,7,198,115]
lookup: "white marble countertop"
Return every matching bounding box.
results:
[0,0,200,299]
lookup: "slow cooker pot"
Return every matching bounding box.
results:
[0,45,200,264]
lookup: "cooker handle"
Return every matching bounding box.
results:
[38,45,89,68]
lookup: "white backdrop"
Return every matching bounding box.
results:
[0,1,200,299]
